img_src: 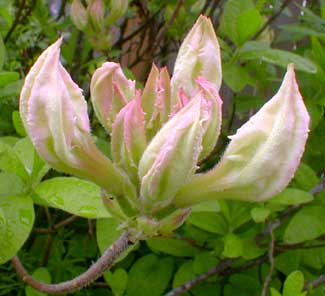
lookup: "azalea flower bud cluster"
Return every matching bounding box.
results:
[70,0,128,50]
[20,16,309,237]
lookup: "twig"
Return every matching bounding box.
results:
[261,228,275,296]
[33,215,78,234]
[164,258,234,296]
[4,0,26,42]
[252,0,292,40]
[12,232,131,294]
[154,0,184,50]
[304,275,325,291]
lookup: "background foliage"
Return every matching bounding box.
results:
[1,0,325,295]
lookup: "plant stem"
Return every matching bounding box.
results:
[12,231,131,294]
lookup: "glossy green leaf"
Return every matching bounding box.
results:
[0,195,34,264]
[34,177,111,218]
[104,269,128,296]
[0,71,19,87]
[126,254,174,296]
[146,237,200,257]
[12,111,26,137]
[237,9,262,45]
[187,212,228,234]
[222,233,243,258]
[251,207,270,223]
[0,172,25,197]
[239,47,317,73]
[291,163,319,191]
[283,271,305,296]
[284,205,325,244]
[270,188,313,206]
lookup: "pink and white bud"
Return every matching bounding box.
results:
[90,62,135,133]
[196,78,223,160]
[171,15,222,101]
[111,91,147,183]
[87,0,105,32]
[138,90,216,212]
[175,64,310,207]
[110,0,128,20]
[70,0,88,30]
[20,38,127,197]
[141,64,173,138]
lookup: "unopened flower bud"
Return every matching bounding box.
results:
[171,15,222,100]
[175,64,310,207]
[70,0,88,30]
[90,62,135,133]
[88,0,105,32]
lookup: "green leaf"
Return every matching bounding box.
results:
[219,0,254,45]
[13,137,49,185]
[25,267,51,296]
[0,172,25,197]
[96,217,137,262]
[0,195,34,264]
[193,252,218,274]
[251,207,270,223]
[0,34,4,71]
[237,9,262,45]
[126,254,174,296]
[146,237,200,257]
[270,288,282,296]
[270,188,313,206]
[283,271,305,296]
[34,177,111,218]
[222,233,243,258]
[0,144,30,182]
[0,71,19,87]
[104,269,128,296]
[291,163,319,191]
[12,111,26,137]
[0,79,23,98]
[173,260,195,288]
[239,47,317,73]
[284,205,325,244]
[187,212,228,234]
[223,64,252,92]
[191,200,220,212]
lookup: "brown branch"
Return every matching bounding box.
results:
[154,0,184,50]
[12,232,131,294]
[166,177,325,296]
[261,228,275,296]
[33,215,78,234]
[304,275,325,291]
[164,258,234,296]
[4,0,26,42]
[252,0,292,40]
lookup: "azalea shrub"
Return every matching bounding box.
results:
[1,1,325,296]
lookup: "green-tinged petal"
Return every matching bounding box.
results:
[175,64,310,206]
[142,64,172,138]
[20,38,129,198]
[90,62,135,133]
[112,91,147,184]
[139,89,215,212]
[171,15,222,102]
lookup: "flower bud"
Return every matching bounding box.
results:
[109,0,128,21]
[139,90,216,212]
[70,0,88,30]
[20,38,128,198]
[171,15,222,100]
[141,64,173,138]
[90,62,135,133]
[88,0,105,32]
[111,91,147,184]
[175,64,310,207]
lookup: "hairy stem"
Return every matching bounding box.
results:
[12,231,131,294]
